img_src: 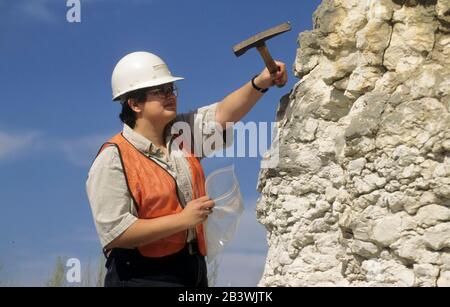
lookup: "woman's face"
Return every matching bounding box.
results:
[139,83,178,126]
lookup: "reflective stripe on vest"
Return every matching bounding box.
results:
[99,133,207,257]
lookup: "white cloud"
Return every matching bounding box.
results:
[20,0,56,23]
[2,0,158,25]
[0,130,41,161]
[58,133,113,167]
[0,0,58,27]
[0,128,113,168]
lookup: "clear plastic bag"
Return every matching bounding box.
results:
[204,165,244,285]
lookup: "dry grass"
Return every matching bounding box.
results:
[46,255,106,287]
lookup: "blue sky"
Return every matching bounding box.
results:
[0,0,321,286]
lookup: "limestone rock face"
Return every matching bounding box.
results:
[257,0,450,287]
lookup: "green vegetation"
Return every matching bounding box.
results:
[46,256,68,287]
[95,256,106,287]
[0,264,3,286]
[46,254,106,287]
[81,255,106,287]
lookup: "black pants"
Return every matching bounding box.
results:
[104,244,208,287]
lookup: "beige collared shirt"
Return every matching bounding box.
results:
[86,102,232,248]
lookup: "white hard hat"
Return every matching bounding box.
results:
[111,51,184,101]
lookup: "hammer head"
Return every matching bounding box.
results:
[233,22,292,57]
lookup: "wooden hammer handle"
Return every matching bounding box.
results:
[257,44,279,74]
[256,44,284,88]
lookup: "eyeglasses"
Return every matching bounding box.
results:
[147,84,178,98]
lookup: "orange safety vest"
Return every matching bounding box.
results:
[98,133,207,257]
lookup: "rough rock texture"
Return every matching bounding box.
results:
[257,0,450,287]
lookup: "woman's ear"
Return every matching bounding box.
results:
[128,99,142,114]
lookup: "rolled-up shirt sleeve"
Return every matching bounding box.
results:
[86,146,138,248]
[174,102,234,159]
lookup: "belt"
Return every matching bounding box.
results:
[187,240,199,255]
[104,242,200,268]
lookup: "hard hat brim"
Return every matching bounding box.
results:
[113,76,184,101]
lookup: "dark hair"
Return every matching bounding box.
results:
[119,87,149,129]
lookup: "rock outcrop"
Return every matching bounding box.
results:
[257,0,450,286]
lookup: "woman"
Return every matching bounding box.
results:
[86,51,287,287]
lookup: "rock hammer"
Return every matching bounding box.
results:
[233,22,291,87]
